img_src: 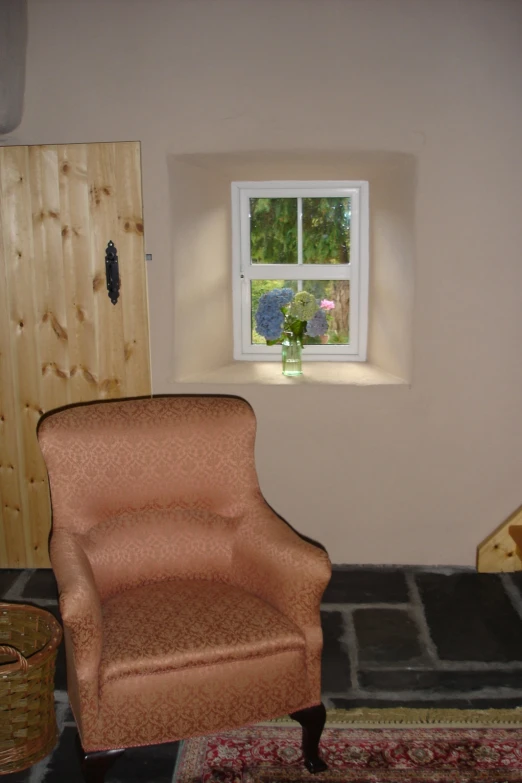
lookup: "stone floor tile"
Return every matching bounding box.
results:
[323,567,410,604]
[54,644,67,692]
[354,608,424,664]
[509,572,522,599]
[42,726,85,783]
[416,572,522,662]
[321,610,351,692]
[45,605,66,691]
[0,569,20,597]
[22,569,59,601]
[359,667,522,692]
[111,741,180,783]
[65,705,75,722]
[0,765,32,782]
[40,717,178,782]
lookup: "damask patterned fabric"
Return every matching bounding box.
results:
[101,580,305,680]
[38,396,331,752]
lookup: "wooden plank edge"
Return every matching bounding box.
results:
[476,505,522,573]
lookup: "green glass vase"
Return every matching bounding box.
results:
[282,332,303,376]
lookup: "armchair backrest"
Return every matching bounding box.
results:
[38,396,260,535]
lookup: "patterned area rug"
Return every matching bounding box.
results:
[173,709,522,782]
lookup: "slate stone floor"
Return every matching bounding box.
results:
[3,566,522,782]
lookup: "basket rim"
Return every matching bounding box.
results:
[0,602,63,674]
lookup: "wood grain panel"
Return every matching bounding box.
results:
[476,505,522,573]
[87,143,126,399]
[58,145,98,401]
[114,142,151,395]
[0,142,151,567]
[30,146,71,410]
[509,524,522,558]
[1,146,41,566]
[0,152,28,566]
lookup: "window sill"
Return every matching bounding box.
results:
[173,362,408,386]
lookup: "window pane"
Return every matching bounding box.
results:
[302,280,350,344]
[250,198,297,264]
[251,280,349,345]
[302,197,350,265]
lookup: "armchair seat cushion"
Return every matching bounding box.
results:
[100,579,305,683]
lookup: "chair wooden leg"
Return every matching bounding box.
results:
[290,702,328,773]
[76,733,125,783]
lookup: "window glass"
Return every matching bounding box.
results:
[302,197,350,265]
[250,198,297,264]
[302,280,350,344]
[250,280,350,345]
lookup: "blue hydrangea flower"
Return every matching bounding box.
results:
[255,288,294,340]
[305,308,328,338]
[268,288,294,308]
[255,307,284,340]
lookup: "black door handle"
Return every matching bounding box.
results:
[105,240,120,305]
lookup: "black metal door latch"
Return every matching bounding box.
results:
[105,240,120,305]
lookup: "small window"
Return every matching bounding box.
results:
[231,181,369,361]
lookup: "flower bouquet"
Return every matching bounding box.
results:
[255,288,335,376]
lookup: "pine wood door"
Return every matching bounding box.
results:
[0,142,151,567]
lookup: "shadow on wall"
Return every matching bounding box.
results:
[0,0,28,136]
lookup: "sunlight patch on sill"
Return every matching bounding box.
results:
[173,362,408,386]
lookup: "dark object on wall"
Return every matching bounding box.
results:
[105,241,120,305]
[0,1,28,136]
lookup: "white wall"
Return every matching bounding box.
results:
[169,157,233,380]
[11,0,522,564]
[0,0,27,134]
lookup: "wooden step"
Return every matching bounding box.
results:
[477,505,522,572]
[509,525,522,556]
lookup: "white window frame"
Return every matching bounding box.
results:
[231,180,369,362]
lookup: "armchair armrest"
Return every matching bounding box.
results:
[232,502,331,703]
[232,502,331,635]
[50,531,102,695]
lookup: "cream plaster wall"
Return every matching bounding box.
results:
[169,157,233,380]
[0,0,27,134]
[10,0,522,564]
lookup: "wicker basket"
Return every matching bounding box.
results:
[0,602,63,776]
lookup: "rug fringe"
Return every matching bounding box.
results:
[268,706,522,728]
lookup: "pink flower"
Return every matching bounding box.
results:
[320,299,335,311]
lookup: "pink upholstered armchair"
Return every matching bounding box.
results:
[38,396,331,782]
